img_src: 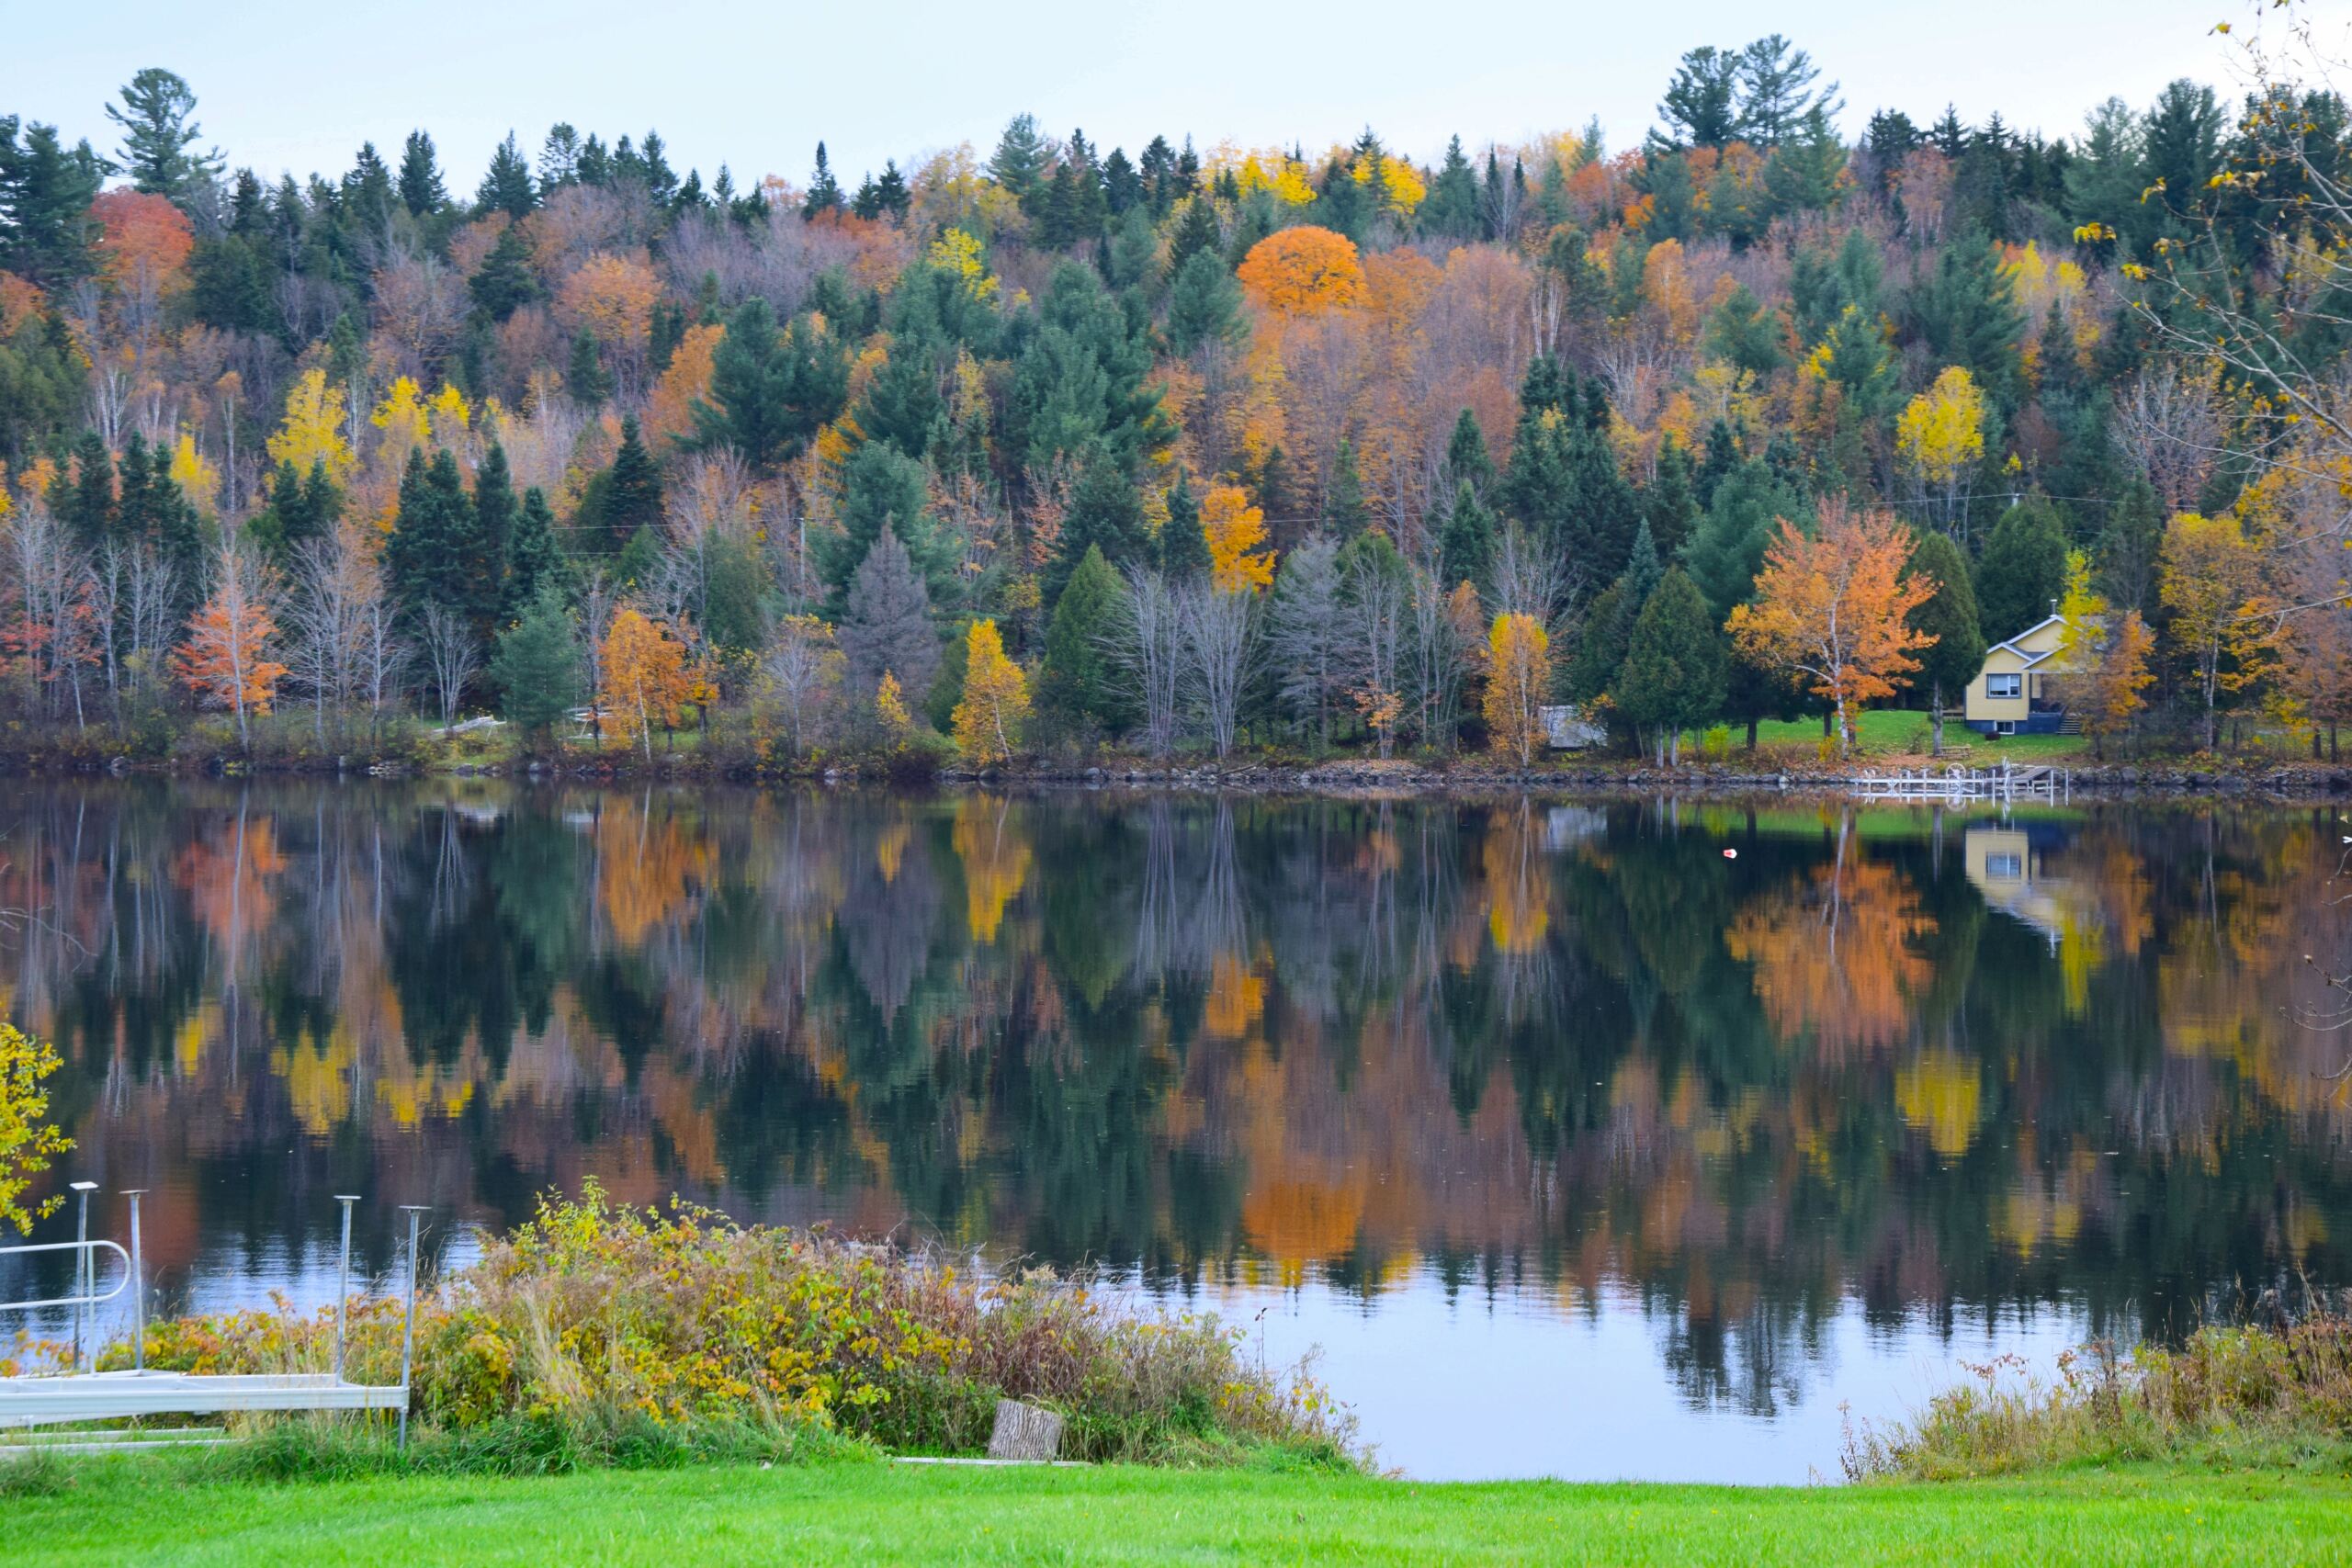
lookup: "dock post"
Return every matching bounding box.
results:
[69,1181,96,1372]
[333,1195,359,1383]
[397,1205,429,1450]
[123,1189,146,1372]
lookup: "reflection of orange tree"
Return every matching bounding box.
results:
[594,797,712,948]
[173,810,288,981]
[1726,828,1933,1058]
[1482,803,1550,955]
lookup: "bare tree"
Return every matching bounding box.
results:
[757,615,841,758]
[2,498,92,724]
[1490,522,1571,626]
[2111,365,2222,515]
[1114,566,1186,760]
[1182,582,1258,760]
[1408,541,1472,751]
[285,529,382,743]
[416,603,480,726]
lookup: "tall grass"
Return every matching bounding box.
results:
[85,1183,1356,1472]
[1844,1304,2352,1482]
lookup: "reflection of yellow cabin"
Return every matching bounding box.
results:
[1964,826,2064,946]
[1965,615,2076,736]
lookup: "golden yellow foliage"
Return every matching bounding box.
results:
[1201,483,1274,592]
[1483,613,1550,766]
[950,618,1028,764]
[645,322,724,450]
[169,433,220,513]
[926,228,1000,300]
[1895,366,1985,487]
[266,367,355,479]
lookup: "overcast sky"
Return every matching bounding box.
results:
[6,0,2269,194]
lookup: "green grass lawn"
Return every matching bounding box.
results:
[10,1459,2350,1566]
[1728,709,2093,763]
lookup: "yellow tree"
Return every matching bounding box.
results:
[266,367,355,480]
[597,607,695,757]
[1201,482,1274,592]
[1895,367,1984,533]
[174,537,289,752]
[951,618,1029,764]
[1727,499,1938,757]
[2159,511,2267,751]
[1483,612,1550,766]
[2055,552,2155,758]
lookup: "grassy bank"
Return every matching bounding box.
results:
[8,1456,2350,1565]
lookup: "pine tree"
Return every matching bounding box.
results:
[0,118,107,287]
[397,130,447,217]
[840,525,940,700]
[1163,195,1223,281]
[1642,436,1702,559]
[469,220,540,321]
[476,131,537,219]
[1437,479,1494,592]
[1443,409,1494,497]
[387,446,481,620]
[1420,135,1480,239]
[62,431,115,546]
[1905,528,1984,753]
[692,299,849,469]
[1048,457,1148,607]
[1975,495,2067,641]
[803,142,843,217]
[1159,470,1210,581]
[600,417,664,557]
[472,442,516,624]
[988,114,1050,202]
[1165,249,1243,355]
[1322,439,1368,540]
[106,68,221,204]
[1615,568,1724,762]
[566,326,611,405]
[491,588,582,745]
[503,487,566,619]
[1040,543,1133,733]
[1681,457,1799,623]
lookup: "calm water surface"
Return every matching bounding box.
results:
[4,782,2347,1482]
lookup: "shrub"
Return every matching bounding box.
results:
[101,1183,1356,1470]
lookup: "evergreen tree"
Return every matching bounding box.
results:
[1680,457,1800,622]
[342,142,396,231]
[472,442,516,621]
[476,131,537,218]
[469,219,542,321]
[1567,523,1661,712]
[387,446,482,619]
[503,487,566,619]
[1420,135,1480,239]
[490,588,582,744]
[1909,229,2025,400]
[1437,479,1495,592]
[0,118,107,287]
[106,68,221,204]
[566,326,611,405]
[1655,47,1741,150]
[1163,195,1223,281]
[692,299,849,469]
[1322,438,1368,540]
[826,441,948,606]
[1040,543,1134,733]
[803,142,843,217]
[1500,360,1639,581]
[988,114,1050,202]
[1049,456,1149,607]
[1641,436,1702,559]
[2094,476,2164,616]
[1159,470,1210,581]
[1615,568,1725,761]
[840,524,940,700]
[1905,528,1984,752]
[1975,494,2067,640]
[600,417,664,555]
[1164,249,1244,355]
[397,130,447,217]
[1443,408,1494,497]
[62,431,114,546]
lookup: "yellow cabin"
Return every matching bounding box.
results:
[1964,615,2075,736]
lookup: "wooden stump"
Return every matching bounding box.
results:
[987,1398,1065,1461]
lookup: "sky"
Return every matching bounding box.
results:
[2,0,2278,195]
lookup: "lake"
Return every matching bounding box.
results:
[3,781,2347,1482]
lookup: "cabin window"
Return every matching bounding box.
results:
[1986,853,2023,879]
[1996,720,2017,736]
[1986,673,2022,699]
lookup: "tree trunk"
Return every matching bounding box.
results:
[987,1399,1065,1461]
[1746,716,1758,751]
[1930,683,1944,758]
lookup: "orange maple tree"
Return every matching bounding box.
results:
[1237,226,1363,316]
[1200,483,1274,592]
[597,607,695,756]
[174,540,288,752]
[1726,500,1938,756]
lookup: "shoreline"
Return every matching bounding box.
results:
[5,749,2351,801]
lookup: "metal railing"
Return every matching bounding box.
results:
[1,1188,430,1449]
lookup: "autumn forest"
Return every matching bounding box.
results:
[3,26,2350,770]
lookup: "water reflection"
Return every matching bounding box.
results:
[4,784,2349,1473]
